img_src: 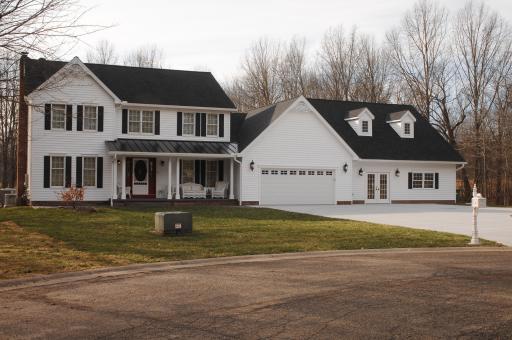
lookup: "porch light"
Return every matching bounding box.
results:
[250,160,255,171]
[358,168,364,176]
[395,168,400,177]
[160,160,165,166]
[117,160,121,165]
[343,163,348,173]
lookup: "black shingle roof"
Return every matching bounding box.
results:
[235,98,465,162]
[24,57,236,109]
[105,139,238,155]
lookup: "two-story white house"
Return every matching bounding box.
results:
[17,55,465,206]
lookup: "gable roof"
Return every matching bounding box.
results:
[386,110,416,122]
[24,57,236,109]
[234,97,464,162]
[345,107,375,120]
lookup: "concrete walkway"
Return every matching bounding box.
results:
[267,204,512,246]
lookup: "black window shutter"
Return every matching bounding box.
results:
[408,172,412,189]
[66,105,72,131]
[200,113,206,137]
[44,104,51,130]
[122,109,128,134]
[218,160,224,181]
[97,157,103,188]
[177,112,183,136]
[77,105,83,131]
[195,113,201,136]
[43,156,50,188]
[154,111,160,135]
[435,173,439,189]
[194,160,201,183]
[98,106,104,132]
[200,160,206,186]
[219,114,224,137]
[76,157,82,188]
[65,156,72,187]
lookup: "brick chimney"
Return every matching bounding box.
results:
[16,52,29,203]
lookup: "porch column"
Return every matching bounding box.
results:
[175,157,181,199]
[112,157,118,199]
[229,158,234,199]
[121,156,126,199]
[167,157,173,199]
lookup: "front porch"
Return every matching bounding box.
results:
[106,139,238,203]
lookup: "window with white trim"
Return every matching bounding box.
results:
[206,161,217,187]
[424,173,434,189]
[183,112,195,136]
[262,170,269,175]
[182,160,194,183]
[207,113,219,136]
[84,106,97,131]
[280,170,288,175]
[128,110,154,133]
[290,170,297,175]
[51,104,66,129]
[412,173,423,188]
[404,122,411,135]
[83,157,96,187]
[51,156,65,187]
[308,170,315,175]
[326,171,333,176]
[299,170,306,175]
[271,170,278,175]
[362,120,369,133]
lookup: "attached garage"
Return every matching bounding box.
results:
[260,168,335,205]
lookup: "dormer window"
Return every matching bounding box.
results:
[404,123,411,135]
[362,120,369,133]
[345,107,375,136]
[386,110,416,138]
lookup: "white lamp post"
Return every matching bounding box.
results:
[470,184,480,245]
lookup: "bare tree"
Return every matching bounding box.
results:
[123,44,165,68]
[278,37,310,99]
[0,0,106,56]
[386,0,448,120]
[454,1,512,196]
[86,40,118,64]
[318,26,359,100]
[352,35,392,102]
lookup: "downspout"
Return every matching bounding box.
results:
[456,163,465,171]
[233,155,242,206]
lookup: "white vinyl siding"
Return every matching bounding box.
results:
[83,157,96,187]
[51,104,66,129]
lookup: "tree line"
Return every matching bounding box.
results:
[225,0,512,205]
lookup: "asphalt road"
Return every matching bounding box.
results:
[1,248,512,339]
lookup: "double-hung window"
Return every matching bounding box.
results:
[206,161,217,187]
[206,114,218,136]
[423,173,434,189]
[183,113,195,136]
[83,157,97,187]
[404,123,411,135]
[182,160,195,183]
[84,106,97,131]
[362,120,369,133]
[128,110,154,134]
[412,173,423,188]
[51,156,65,187]
[51,104,66,129]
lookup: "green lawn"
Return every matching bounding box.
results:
[0,206,497,279]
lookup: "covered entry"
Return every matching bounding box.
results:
[260,168,335,205]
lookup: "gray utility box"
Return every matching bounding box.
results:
[0,188,16,207]
[155,211,192,235]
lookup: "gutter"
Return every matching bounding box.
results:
[456,163,466,171]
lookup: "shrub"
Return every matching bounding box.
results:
[59,186,85,208]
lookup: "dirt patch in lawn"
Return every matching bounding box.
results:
[0,221,129,280]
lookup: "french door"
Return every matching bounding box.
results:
[366,173,389,203]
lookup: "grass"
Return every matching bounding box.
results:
[0,205,497,279]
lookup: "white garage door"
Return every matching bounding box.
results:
[260,168,335,205]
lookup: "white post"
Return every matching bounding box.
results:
[167,157,173,200]
[229,158,234,199]
[470,183,480,245]
[112,157,118,199]
[175,157,181,199]
[121,157,126,200]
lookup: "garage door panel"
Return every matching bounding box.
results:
[261,168,335,205]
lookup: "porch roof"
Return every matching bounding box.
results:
[106,138,238,156]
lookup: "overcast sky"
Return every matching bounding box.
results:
[71,0,512,82]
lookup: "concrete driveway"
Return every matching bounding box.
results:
[267,204,512,246]
[1,248,512,339]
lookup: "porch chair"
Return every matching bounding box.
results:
[117,185,132,199]
[181,182,207,199]
[212,181,228,199]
